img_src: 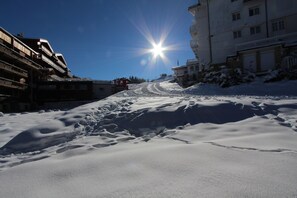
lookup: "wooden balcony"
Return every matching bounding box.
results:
[0,42,42,71]
[56,58,67,68]
[40,54,66,74]
[0,60,28,78]
[0,77,27,90]
[40,45,53,57]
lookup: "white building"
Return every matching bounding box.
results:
[172,59,199,86]
[189,0,297,73]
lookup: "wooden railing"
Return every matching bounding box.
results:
[0,42,42,70]
[0,60,28,78]
[41,54,65,73]
[41,45,53,57]
[0,28,41,68]
[0,77,28,90]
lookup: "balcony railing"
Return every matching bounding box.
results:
[0,60,28,78]
[0,42,42,71]
[187,59,199,65]
[190,24,198,37]
[41,45,53,57]
[0,77,27,90]
[236,32,297,52]
[190,40,199,49]
[188,3,201,15]
[41,54,66,74]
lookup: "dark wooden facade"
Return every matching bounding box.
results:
[17,37,72,78]
[36,81,93,103]
[0,27,42,111]
[0,27,77,112]
[0,27,125,113]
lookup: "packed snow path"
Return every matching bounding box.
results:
[118,79,297,97]
[1,80,297,198]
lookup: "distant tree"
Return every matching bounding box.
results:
[128,76,146,84]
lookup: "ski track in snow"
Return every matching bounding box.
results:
[206,141,297,154]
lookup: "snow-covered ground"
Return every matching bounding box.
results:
[1,79,297,197]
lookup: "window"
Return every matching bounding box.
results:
[233,30,242,39]
[250,26,261,35]
[249,7,260,16]
[232,12,241,21]
[272,19,285,32]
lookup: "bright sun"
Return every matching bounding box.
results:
[151,42,165,58]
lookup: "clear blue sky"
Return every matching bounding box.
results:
[0,0,197,80]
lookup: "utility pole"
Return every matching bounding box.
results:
[265,0,269,38]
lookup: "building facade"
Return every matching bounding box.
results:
[189,0,297,73]
[0,27,74,110]
[0,27,43,111]
[0,27,125,112]
[172,59,199,86]
[17,37,73,78]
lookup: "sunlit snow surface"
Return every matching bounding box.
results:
[1,79,297,198]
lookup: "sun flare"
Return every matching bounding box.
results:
[151,42,165,58]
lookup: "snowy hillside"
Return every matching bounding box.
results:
[1,80,297,197]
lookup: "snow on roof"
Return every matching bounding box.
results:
[172,65,187,70]
[39,38,55,53]
[55,53,68,66]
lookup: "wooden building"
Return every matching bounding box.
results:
[0,27,127,112]
[36,80,93,102]
[0,27,78,112]
[0,27,43,112]
[17,37,72,78]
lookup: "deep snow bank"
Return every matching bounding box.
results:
[2,95,296,155]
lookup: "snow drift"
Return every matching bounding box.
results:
[0,80,297,198]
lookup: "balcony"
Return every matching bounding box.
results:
[41,45,53,57]
[190,24,198,37]
[236,32,297,52]
[188,3,200,15]
[187,59,199,65]
[40,54,66,74]
[0,42,42,71]
[0,77,27,90]
[0,60,28,78]
[190,40,199,49]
